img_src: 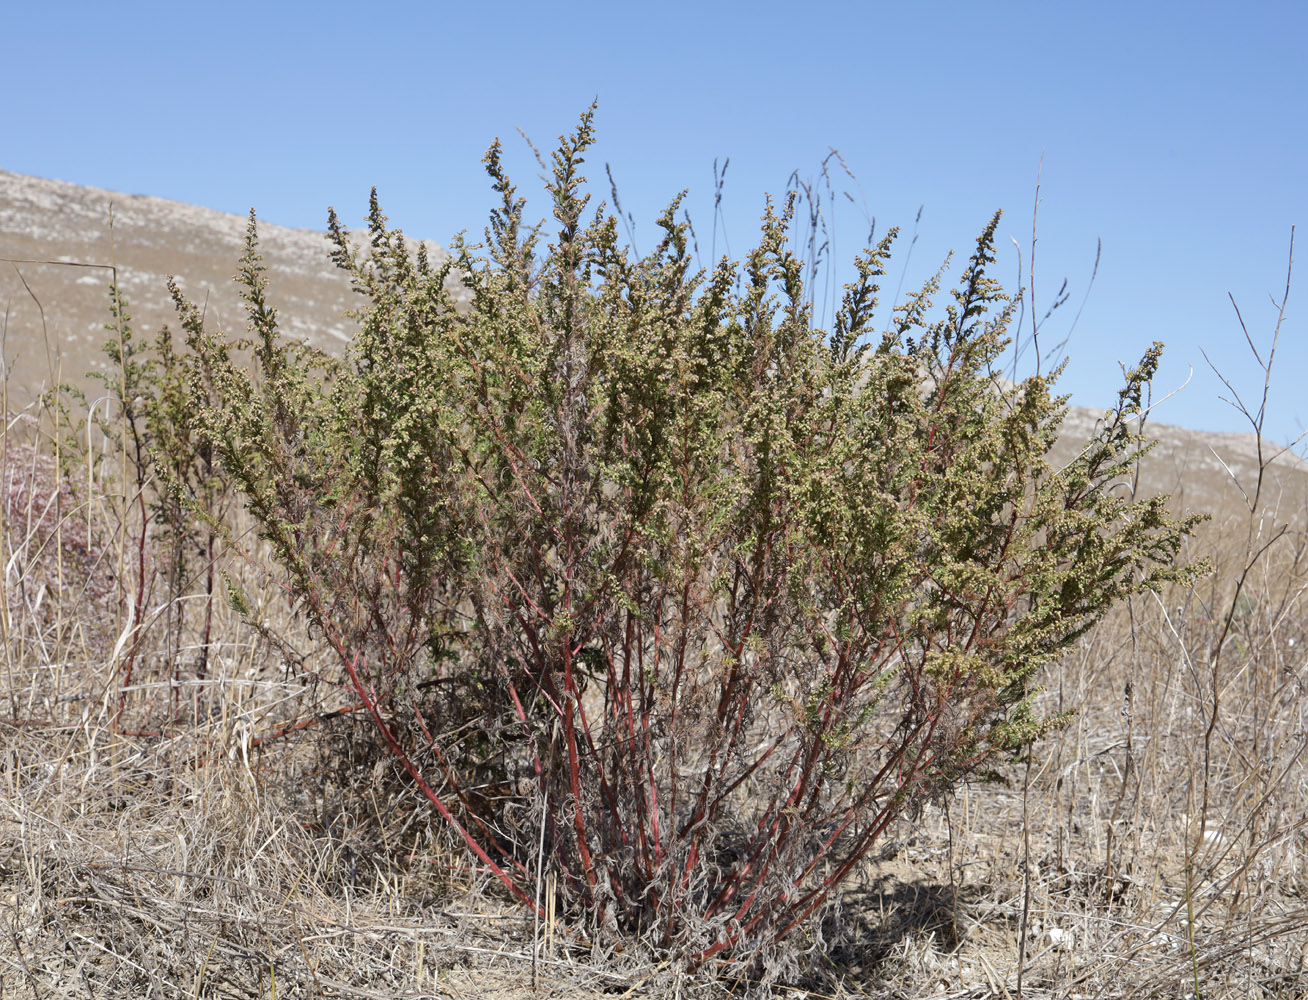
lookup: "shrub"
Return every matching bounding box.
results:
[179,108,1199,975]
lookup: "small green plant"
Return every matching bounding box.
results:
[179,107,1199,976]
[44,282,233,727]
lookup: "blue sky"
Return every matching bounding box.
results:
[5,1,1304,441]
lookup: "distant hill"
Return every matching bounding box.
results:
[0,169,371,394]
[2,169,1304,527]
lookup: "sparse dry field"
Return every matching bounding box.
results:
[2,387,1305,1000]
[2,171,1305,1000]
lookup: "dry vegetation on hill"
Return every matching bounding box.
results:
[1,163,1305,999]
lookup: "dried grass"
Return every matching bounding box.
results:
[3,286,1307,1000]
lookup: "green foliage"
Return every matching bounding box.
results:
[179,108,1200,975]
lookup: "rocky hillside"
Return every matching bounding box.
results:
[2,168,1303,526]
